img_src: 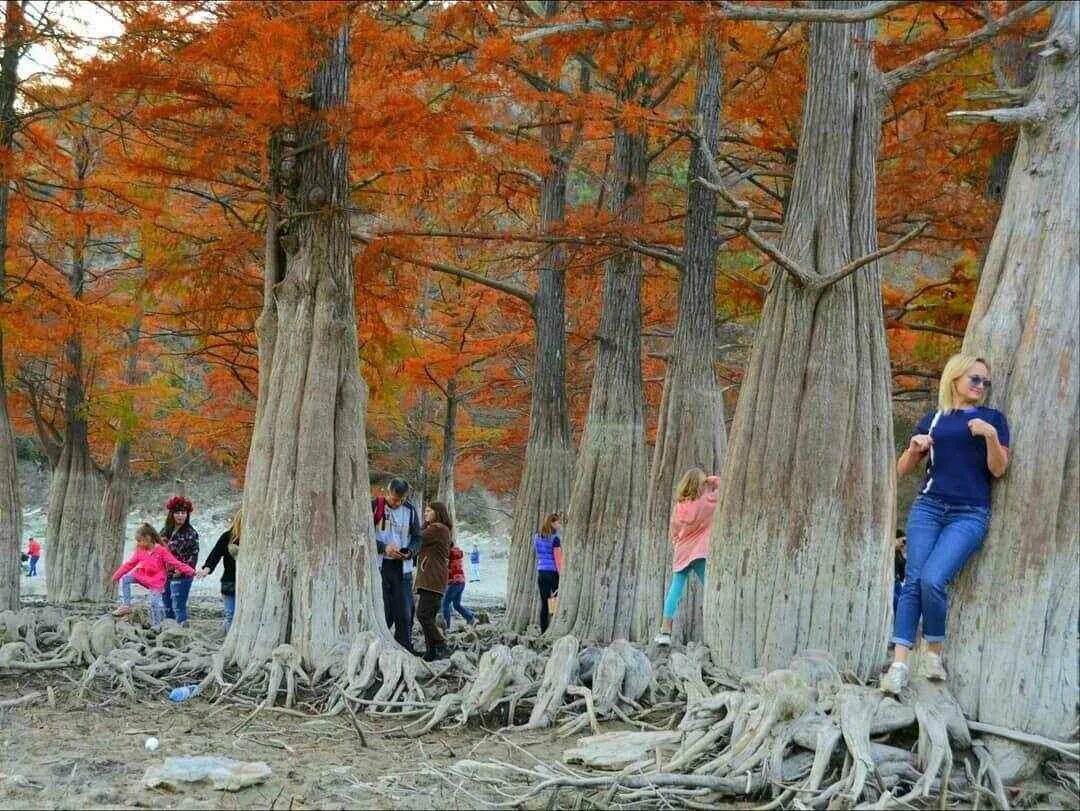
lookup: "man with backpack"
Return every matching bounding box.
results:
[372,478,422,652]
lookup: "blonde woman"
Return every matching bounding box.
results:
[195,509,241,631]
[882,355,1010,693]
[655,468,721,647]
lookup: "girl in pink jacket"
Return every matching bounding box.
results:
[112,523,195,626]
[655,468,720,647]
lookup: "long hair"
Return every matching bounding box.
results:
[427,500,453,530]
[163,495,194,538]
[675,468,707,502]
[938,354,989,413]
[540,512,560,537]
[229,509,243,542]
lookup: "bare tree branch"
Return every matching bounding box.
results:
[372,245,535,306]
[815,222,930,289]
[947,102,1047,125]
[711,0,911,23]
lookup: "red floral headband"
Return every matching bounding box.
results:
[165,496,194,514]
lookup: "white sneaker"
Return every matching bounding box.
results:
[654,632,672,647]
[920,651,947,681]
[880,662,910,695]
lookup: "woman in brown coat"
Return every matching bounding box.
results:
[416,501,453,661]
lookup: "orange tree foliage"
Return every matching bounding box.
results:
[3,1,1035,495]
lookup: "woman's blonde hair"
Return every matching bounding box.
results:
[675,468,707,502]
[230,509,243,541]
[938,353,990,413]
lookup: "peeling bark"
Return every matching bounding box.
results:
[224,21,386,671]
[705,4,894,678]
[950,2,1078,740]
[633,32,727,645]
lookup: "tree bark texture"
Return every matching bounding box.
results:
[225,23,386,671]
[0,0,22,612]
[45,143,105,603]
[96,318,140,599]
[504,71,575,632]
[705,6,894,678]
[550,117,649,644]
[436,380,458,533]
[949,2,1078,740]
[632,33,727,645]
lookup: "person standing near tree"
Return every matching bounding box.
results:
[442,538,476,630]
[655,469,720,647]
[416,501,453,661]
[160,496,199,626]
[372,478,422,652]
[26,537,41,577]
[534,513,563,633]
[882,355,1010,694]
[469,543,481,582]
[195,509,241,631]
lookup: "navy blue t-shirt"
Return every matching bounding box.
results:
[913,406,1010,507]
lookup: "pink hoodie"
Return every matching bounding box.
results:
[112,544,195,592]
[669,476,720,572]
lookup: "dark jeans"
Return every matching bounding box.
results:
[537,570,559,633]
[417,588,445,653]
[441,582,475,627]
[381,560,415,651]
[162,576,194,624]
[28,556,38,576]
[893,495,989,648]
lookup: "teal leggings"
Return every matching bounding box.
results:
[663,558,706,620]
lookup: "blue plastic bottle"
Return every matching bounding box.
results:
[168,684,201,703]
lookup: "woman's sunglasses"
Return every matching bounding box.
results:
[966,375,991,389]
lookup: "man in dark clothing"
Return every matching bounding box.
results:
[372,478,422,652]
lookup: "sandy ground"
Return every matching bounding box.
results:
[0,601,565,811]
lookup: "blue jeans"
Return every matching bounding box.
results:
[162,576,194,624]
[28,556,38,576]
[120,574,166,625]
[441,583,475,627]
[892,495,989,648]
[222,594,236,631]
[663,558,706,620]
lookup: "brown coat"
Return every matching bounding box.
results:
[415,522,451,594]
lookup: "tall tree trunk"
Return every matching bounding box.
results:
[949,2,1078,745]
[97,317,140,599]
[46,139,104,603]
[986,25,1037,202]
[0,0,23,611]
[224,22,386,671]
[504,9,575,632]
[632,32,727,645]
[436,379,458,531]
[550,111,649,644]
[705,6,894,678]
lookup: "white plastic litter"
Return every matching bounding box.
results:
[144,736,160,752]
[143,756,271,792]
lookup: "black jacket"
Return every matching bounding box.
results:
[201,529,237,596]
[163,523,199,581]
[371,497,422,560]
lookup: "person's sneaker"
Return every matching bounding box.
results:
[112,605,133,617]
[654,632,672,647]
[880,662,910,694]
[920,651,947,681]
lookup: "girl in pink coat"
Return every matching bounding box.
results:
[655,468,720,647]
[112,523,195,626]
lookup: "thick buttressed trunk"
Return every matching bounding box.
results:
[45,343,104,603]
[633,33,727,645]
[504,106,574,632]
[225,24,386,671]
[949,3,1078,741]
[436,381,458,532]
[705,10,894,678]
[96,320,140,599]
[550,118,649,644]
[0,0,22,611]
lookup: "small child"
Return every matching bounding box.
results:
[112,523,195,626]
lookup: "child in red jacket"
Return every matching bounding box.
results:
[112,524,195,626]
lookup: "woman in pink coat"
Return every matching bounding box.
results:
[112,523,195,626]
[655,468,720,647]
